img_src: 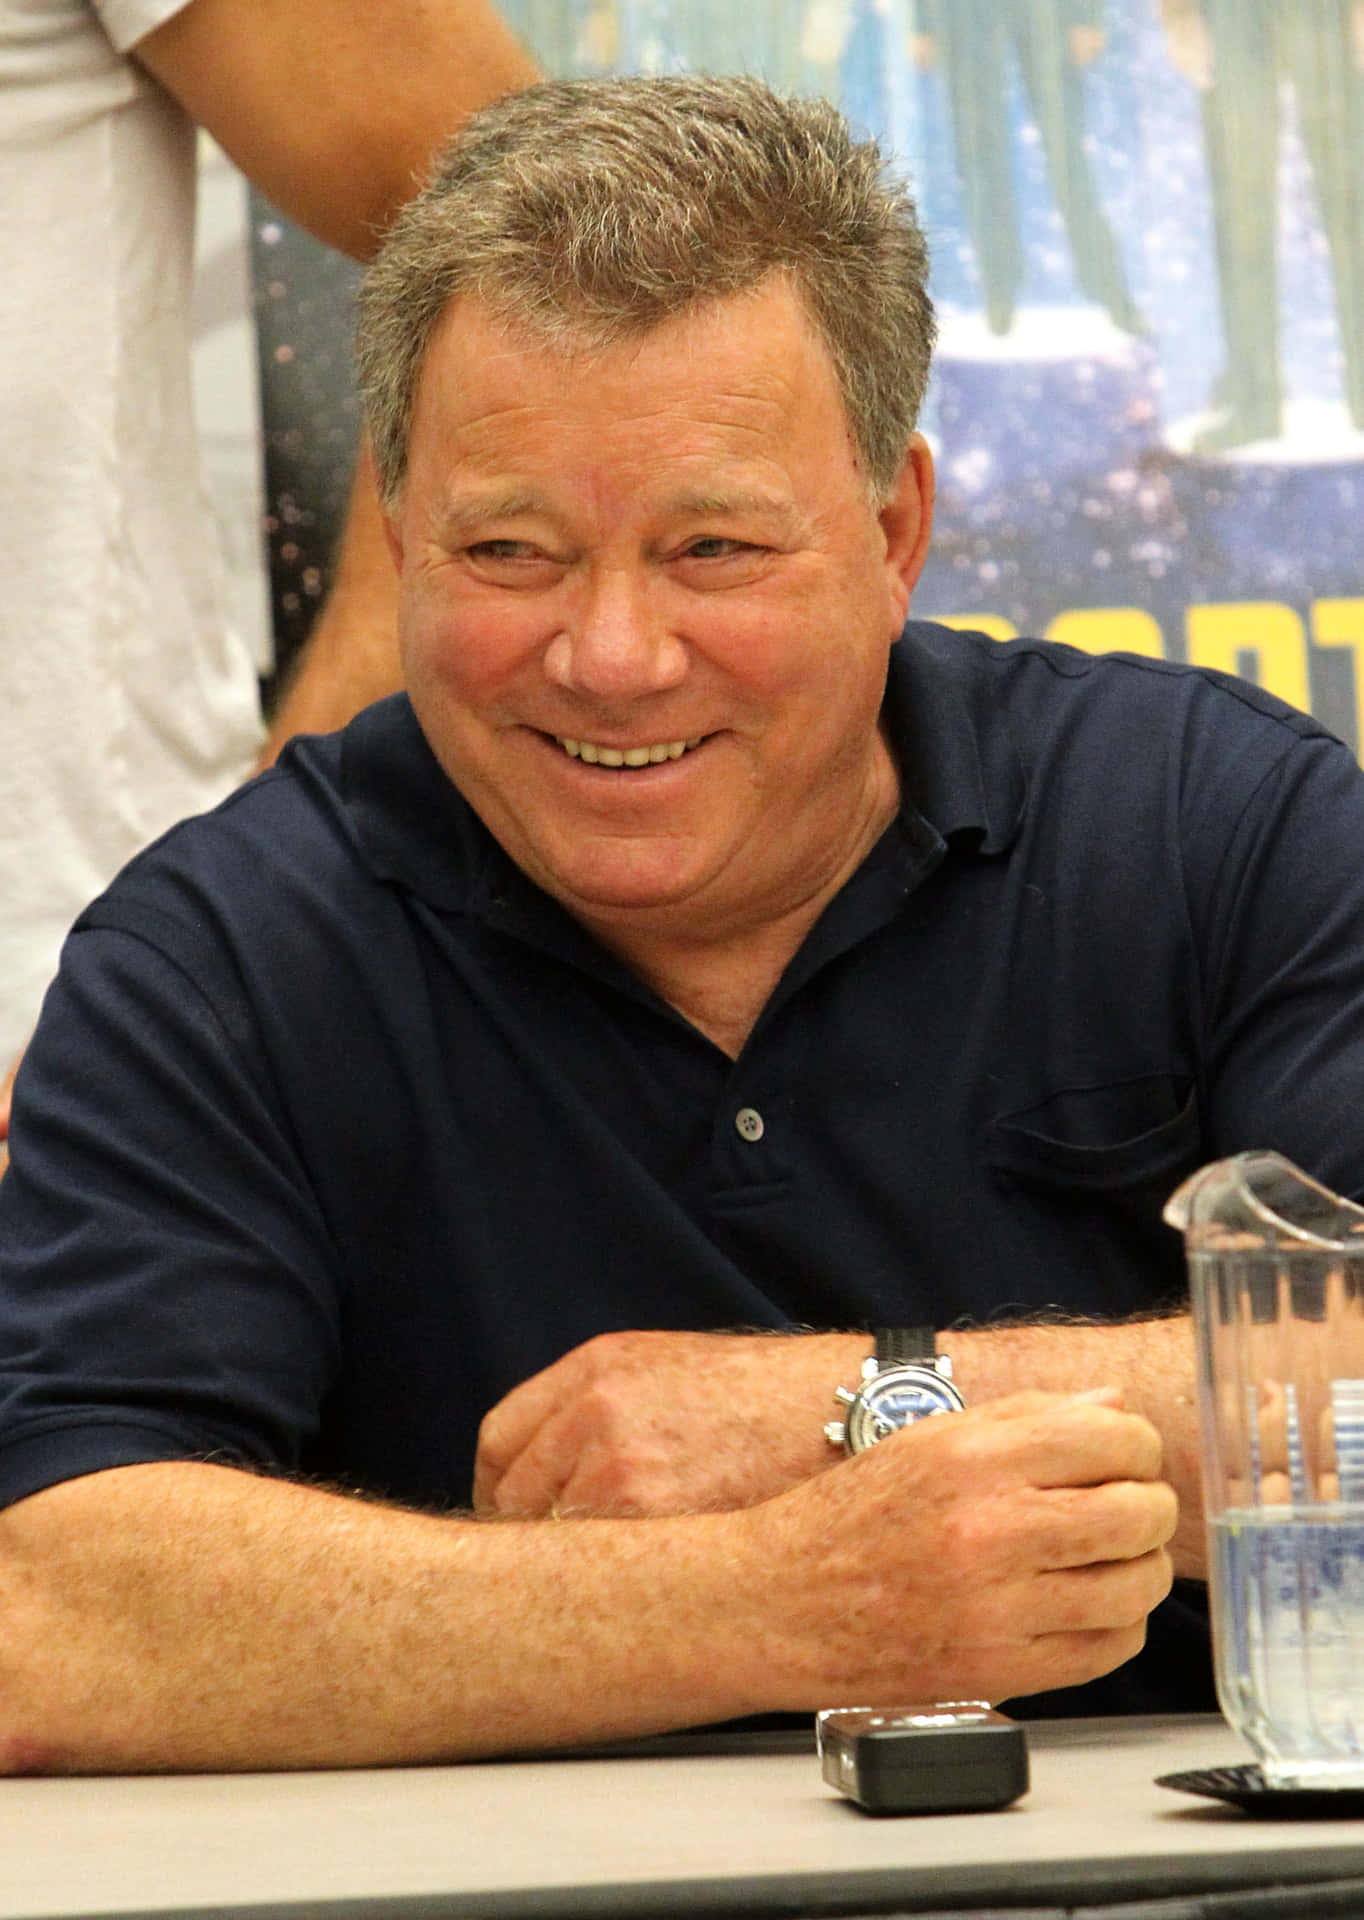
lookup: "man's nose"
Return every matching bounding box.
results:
[543,568,687,697]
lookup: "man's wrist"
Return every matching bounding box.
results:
[825,1328,961,1453]
[872,1326,939,1368]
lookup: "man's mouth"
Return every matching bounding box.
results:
[556,735,704,767]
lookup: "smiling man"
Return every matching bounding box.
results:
[391,280,930,1054]
[2,76,1364,1773]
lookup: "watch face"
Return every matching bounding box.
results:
[847,1365,965,1450]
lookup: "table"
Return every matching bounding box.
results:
[5,1714,1364,1919]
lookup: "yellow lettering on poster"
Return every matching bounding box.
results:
[1186,603,1310,714]
[935,614,1018,641]
[1045,608,1165,658]
[1311,599,1364,756]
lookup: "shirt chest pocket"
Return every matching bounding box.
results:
[983,1073,1201,1194]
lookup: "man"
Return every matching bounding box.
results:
[4,75,1364,1774]
[0,0,540,1075]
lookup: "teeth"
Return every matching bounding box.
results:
[560,736,702,765]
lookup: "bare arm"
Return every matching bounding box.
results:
[474,1329,869,1517]
[0,1394,1173,1773]
[476,1319,1205,1576]
[0,1051,15,1179]
[254,441,402,767]
[134,0,541,262]
[136,0,542,760]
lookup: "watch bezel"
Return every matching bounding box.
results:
[843,1361,966,1452]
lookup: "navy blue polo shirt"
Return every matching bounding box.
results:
[5,620,1364,1717]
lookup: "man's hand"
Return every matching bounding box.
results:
[0,1391,1174,1770]
[474,1329,867,1517]
[753,1388,1177,1706]
[947,1317,1205,1576]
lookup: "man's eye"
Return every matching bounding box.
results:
[684,537,752,560]
[469,540,539,562]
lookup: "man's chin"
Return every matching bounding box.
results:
[486,810,745,931]
[523,845,726,928]
[548,870,709,922]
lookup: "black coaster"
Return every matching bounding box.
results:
[1157,1763,1364,1818]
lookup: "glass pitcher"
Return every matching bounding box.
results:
[1166,1151,1364,1788]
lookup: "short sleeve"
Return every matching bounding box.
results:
[93,0,193,56]
[0,901,344,1511]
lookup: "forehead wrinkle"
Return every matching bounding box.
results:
[454,355,800,451]
[418,316,830,541]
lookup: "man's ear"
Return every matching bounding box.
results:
[877,433,935,630]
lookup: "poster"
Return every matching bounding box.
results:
[251,0,1364,751]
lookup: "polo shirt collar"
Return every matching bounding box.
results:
[339,695,497,913]
[339,619,1027,915]
[885,620,1026,857]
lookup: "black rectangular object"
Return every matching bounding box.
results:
[817,1703,1029,1815]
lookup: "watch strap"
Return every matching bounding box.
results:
[874,1326,937,1369]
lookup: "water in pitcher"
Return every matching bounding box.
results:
[1167,1151,1364,1790]
[1210,1506,1364,1787]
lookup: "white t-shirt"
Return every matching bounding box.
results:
[0,0,265,1062]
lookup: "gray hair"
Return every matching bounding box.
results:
[356,74,935,507]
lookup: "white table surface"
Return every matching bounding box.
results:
[5,1714,1364,1919]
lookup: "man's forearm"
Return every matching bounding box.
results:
[0,1462,771,1772]
[0,1392,1177,1773]
[476,1321,1206,1577]
[475,1329,870,1517]
[947,1315,1204,1575]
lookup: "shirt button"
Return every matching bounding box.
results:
[735,1106,765,1142]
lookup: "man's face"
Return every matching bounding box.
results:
[387,278,934,949]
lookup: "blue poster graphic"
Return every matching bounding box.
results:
[252,0,1364,749]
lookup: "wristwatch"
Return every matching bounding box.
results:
[825,1326,964,1454]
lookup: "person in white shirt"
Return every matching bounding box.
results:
[0,0,539,1075]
